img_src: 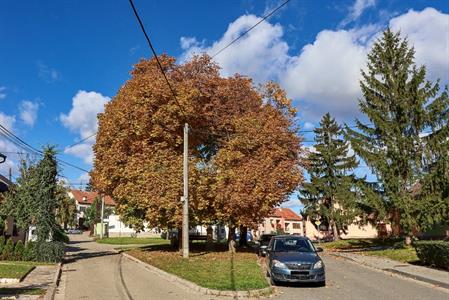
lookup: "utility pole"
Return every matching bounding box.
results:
[100,195,105,239]
[182,123,189,258]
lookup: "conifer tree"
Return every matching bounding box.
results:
[301,113,359,241]
[346,29,449,243]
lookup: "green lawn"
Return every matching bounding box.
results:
[97,237,169,245]
[0,263,34,279]
[317,238,402,250]
[361,247,419,263]
[128,246,269,291]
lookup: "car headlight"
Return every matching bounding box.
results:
[273,260,287,269]
[313,260,324,269]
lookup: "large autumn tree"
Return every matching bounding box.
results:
[91,55,304,236]
[346,29,449,243]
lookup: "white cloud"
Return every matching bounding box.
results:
[0,112,18,177]
[389,7,449,82]
[341,0,376,27]
[0,112,15,131]
[19,101,39,127]
[37,61,60,83]
[60,90,110,164]
[180,8,448,122]
[180,14,290,83]
[0,87,6,100]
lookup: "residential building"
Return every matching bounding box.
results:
[258,208,304,236]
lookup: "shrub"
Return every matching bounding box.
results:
[413,240,449,270]
[23,241,36,261]
[53,227,69,243]
[2,238,14,260]
[13,240,25,261]
[0,236,5,255]
[393,240,406,249]
[34,241,64,263]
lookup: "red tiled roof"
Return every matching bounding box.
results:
[70,190,116,206]
[270,208,302,221]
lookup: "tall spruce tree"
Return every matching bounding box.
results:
[301,113,359,241]
[346,29,449,243]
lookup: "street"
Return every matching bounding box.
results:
[55,233,220,300]
[275,254,449,300]
[55,233,449,300]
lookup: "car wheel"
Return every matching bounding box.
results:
[266,270,270,277]
[317,281,326,287]
[270,276,278,286]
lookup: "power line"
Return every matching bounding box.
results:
[211,0,291,58]
[0,124,89,173]
[65,133,96,149]
[128,0,187,121]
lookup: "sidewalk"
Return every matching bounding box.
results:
[330,251,449,289]
[0,264,58,299]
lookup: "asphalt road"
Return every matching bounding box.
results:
[274,253,449,300]
[55,233,220,300]
[55,234,448,300]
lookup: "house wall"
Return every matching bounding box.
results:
[340,223,378,239]
[258,217,303,236]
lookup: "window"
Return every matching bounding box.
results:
[292,223,301,229]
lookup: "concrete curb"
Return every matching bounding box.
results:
[329,252,449,290]
[122,252,273,298]
[43,262,62,300]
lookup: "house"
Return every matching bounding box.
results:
[258,208,304,236]
[68,189,154,236]
[0,174,27,243]
[68,189,116,228]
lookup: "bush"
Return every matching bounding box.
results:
[2,238,14,260]
[53,227,69,243]
[413,240,449,270]
[34,241,64,263]
[13,240,25,261]
[23,241,36,261]
[393,240,406,249]
[0,236,5,255]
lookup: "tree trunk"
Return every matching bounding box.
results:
[391,208,402,237]
[177,227,183,251]
[405,235,412,246]
[331,220,340,241]
[239,225,248,247]
[228,226,236,253]
[206,226,213,243]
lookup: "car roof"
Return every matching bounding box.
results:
[272,235,309,240]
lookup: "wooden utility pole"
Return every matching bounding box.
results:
[182,123,189,258]
[100,195,105,239]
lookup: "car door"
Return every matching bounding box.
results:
[265,237,275,271]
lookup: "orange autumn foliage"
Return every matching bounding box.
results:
[91,54,304,230]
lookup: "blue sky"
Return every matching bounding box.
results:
[1,0,448,213]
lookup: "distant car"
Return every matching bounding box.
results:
[67,229,83,234]
[266,235,325,286]
[257,234,276,256]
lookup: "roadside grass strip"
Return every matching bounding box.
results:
[97,237,169,245]
[317,238,402,250]
[0,263,34,279]
[361,247,419,263]
[127,245,269,291]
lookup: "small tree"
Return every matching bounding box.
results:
[2,238,14,260]
[56,182,77,230]
[13,240,24,261]
[301,113,359,241]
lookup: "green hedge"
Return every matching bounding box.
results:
[413,240,449,270]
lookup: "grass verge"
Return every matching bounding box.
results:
[97,237,169,245]
[0,264,34,279]
[361,247,419,263]
[127,245,269,291]
[317,238,402,250]
[0,287,46,295]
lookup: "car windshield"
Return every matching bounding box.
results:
[261,235,273,242]
[273,238,314,252]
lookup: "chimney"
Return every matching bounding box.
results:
[82,196,87,202]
